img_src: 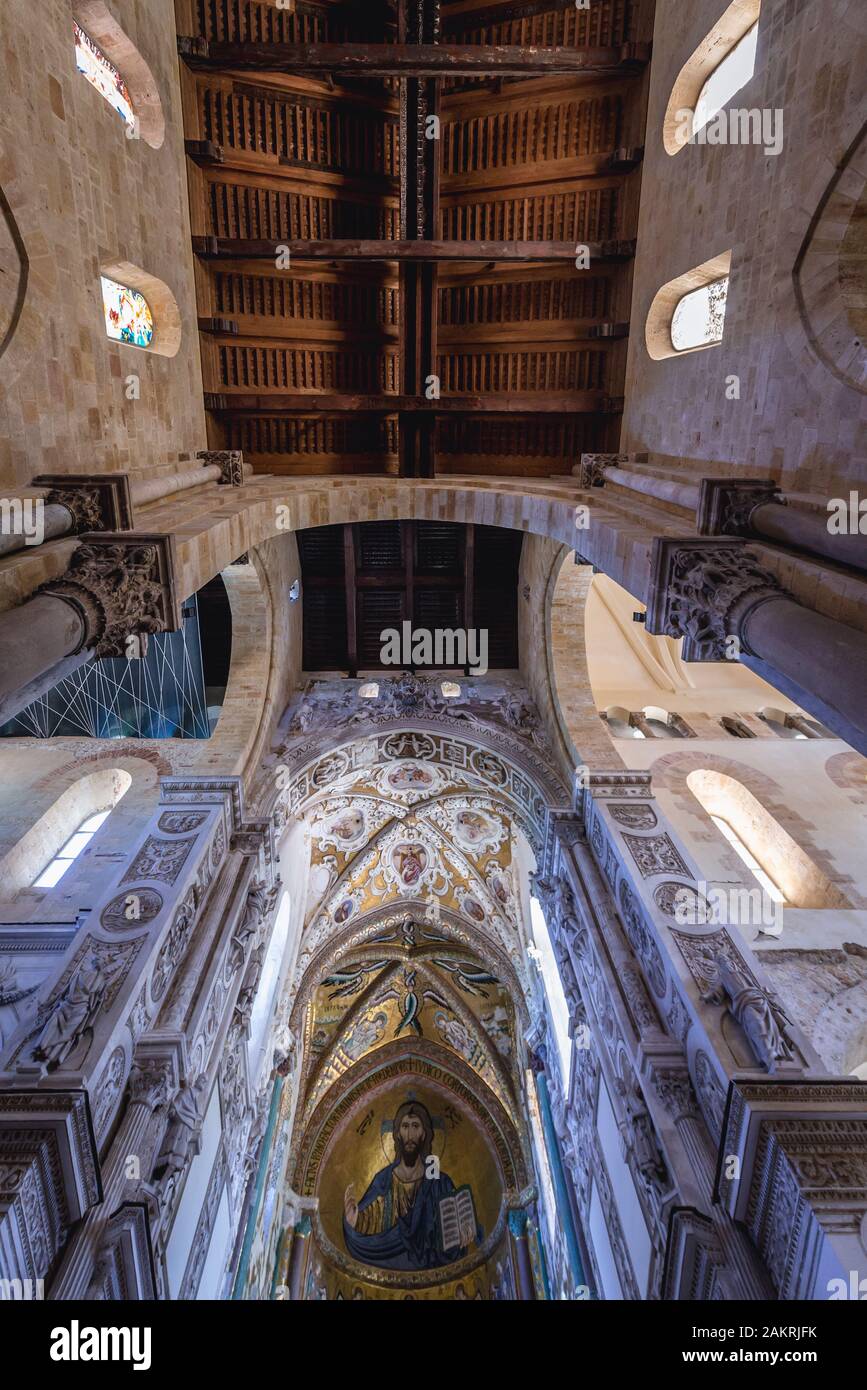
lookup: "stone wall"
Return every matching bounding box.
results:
[0,0,206,487]
[621,0,867,499]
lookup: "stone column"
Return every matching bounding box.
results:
[576,453,700,512]
[287,1214,313,1301]
[698,478,867,573]
[0,532,179,727]
[0,475,134,559]
[645,538,867,756]
[507,1208,538,1300]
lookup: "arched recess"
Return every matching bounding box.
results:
[662,0,763,156]
[0,767,131,896]
[793,121,867,394]
[645,251,732,360]
[686,767,852,909]
[99,260,181,358]
[0,183,28,363]
[73,1,165,149]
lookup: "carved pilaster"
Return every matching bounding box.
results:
[716,1079,867,1300]
[197,449,245,486]
[38,533,180,659]
[31,474,135,532]
[0,1090,102,1285]
[696,478,782,536]
[84,1202,156,1301]
[645,537,785,662]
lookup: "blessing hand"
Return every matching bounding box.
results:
[344,1184,359,1229]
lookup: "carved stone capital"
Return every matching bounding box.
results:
[197,450,245,487]
[645,537,786,662]
[575,452,648,488]
[696,478,782,536]
[39,533,180,659]
[31,474,134,533]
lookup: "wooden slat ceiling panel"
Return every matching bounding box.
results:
[180,0,647,475]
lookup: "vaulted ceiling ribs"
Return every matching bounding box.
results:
[178,0,651,476]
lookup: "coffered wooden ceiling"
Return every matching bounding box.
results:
[177,0,652,476]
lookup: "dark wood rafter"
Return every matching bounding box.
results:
[399,0,441,477]
[178,37,650,78]
[193,237,636,261]
[204,391,621,413]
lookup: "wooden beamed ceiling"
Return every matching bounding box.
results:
[177,0,652,477]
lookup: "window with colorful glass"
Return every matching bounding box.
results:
[100,275,155,349]
[74,20,135,129]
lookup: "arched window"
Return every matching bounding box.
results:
[530,897,572,1085]
[100,275,154,349]
[0,769,132,897]
[671,277,729,352]
[74,20,136,129]
[646,252,733,360]
[693,21,759,138]
[33,809,112,888]
[98,261,182,358]
[686,768,850,909]
[358,682,379,699]
[663,0,762,156]
[441,681,461,698]
[708,813,785,903]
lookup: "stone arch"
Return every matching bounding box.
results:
[99,260,181,358]
[0,183,28,364]
[824,751,867,807]
[793,120,867,395]
[545,546,624,771]
[0,766,131,896]
[73,1,165,149]
[169,481,658,621]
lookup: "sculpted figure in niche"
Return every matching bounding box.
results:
[343,1100,479,1271]
[33,951,124,1071]
[702,955,795,1073]
[151,1076,207,1186]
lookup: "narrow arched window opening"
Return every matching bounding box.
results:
[101,275,154,349]
[33,809,112,888]
[671,277,729,351]
[693,21,759,136]
[709,813,785,904]
[73,20,136,130]
[530,897,572,1086]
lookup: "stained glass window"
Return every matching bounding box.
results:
[670,276,729,351]
[74,20,135,128]
[101,275,155,349]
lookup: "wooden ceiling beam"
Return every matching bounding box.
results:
[178,38,650,78]
[193,237,636,262]
[205,391,621,413]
